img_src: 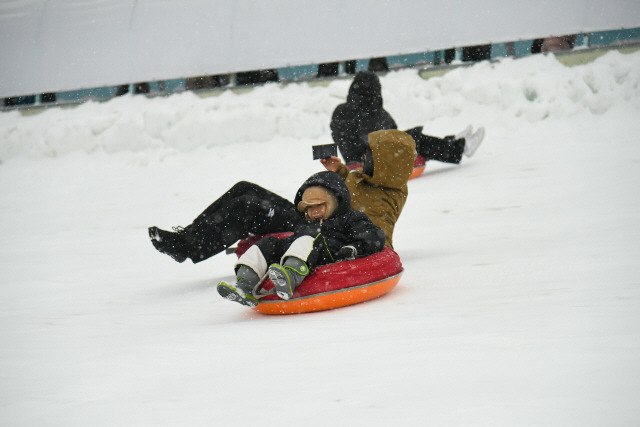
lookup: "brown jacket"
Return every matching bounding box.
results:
[337,130,417,249]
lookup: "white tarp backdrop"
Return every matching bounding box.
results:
[1,0,639,98]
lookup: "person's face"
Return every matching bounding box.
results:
[306,204,327,221]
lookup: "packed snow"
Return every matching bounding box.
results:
[1,50,639,426]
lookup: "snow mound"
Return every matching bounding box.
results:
[1,50,639,161]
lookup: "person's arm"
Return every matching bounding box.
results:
[320,156,350,178]
[330,106,365,164]
[344,212,386,257]
[382,109,398,130]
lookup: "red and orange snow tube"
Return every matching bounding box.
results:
[347,155,426,180]
[409,155,426,180]
[236,234,403,315]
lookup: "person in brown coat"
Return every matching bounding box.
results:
[148,130,416,262]
[320,129,416,249]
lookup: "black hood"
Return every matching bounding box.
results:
[293,171,351,218]
[346,71,383,110]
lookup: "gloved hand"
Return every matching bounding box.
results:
[335,245,357,262]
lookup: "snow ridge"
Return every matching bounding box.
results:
[0,50,638,161]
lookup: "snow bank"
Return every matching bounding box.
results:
[1,50,639,161]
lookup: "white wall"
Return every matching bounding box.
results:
[1,0,639,98]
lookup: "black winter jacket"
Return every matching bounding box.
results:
[291,171,386,260]
[330,71,397,164]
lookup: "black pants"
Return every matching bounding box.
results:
[405,127,465,164]
[185,182,300,263]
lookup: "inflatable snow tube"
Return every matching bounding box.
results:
[235,233,403,315]
[346,155,426,180]
[409,155,426,180]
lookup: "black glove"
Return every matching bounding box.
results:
[335,245,357,262]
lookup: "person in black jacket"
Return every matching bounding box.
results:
[216,171,386,307]
[330,71,484,166]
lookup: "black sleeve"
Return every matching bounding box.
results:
[380,109,398,130]
[330,105,362,164]
[330,105,348,144]
[344,211,386,257]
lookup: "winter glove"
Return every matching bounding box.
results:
[334,245,357,262]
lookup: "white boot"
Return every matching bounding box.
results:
[464,127,485,157]
[455,125,473,140]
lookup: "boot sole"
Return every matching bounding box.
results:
[267,267,293,300]
[217,282,259,307]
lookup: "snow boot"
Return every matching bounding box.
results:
[216,265,260,307]
[267,257,310,300]
[463,127,485,157]
[455,124,473,140]
[148,226,191,263]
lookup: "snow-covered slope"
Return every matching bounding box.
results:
[1,51,639,426]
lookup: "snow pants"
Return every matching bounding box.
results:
[404,127,465,164]
[185,181,300,263]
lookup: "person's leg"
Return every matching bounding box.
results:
[149,182,298,263]
[192,181,288,226]
[217,236,287,307]
[266,236,315,300]
[187,185,299,262]
[266,233,343,299]
[405,127,465,164]
[216,263,262,307]
[417,134,465,164]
